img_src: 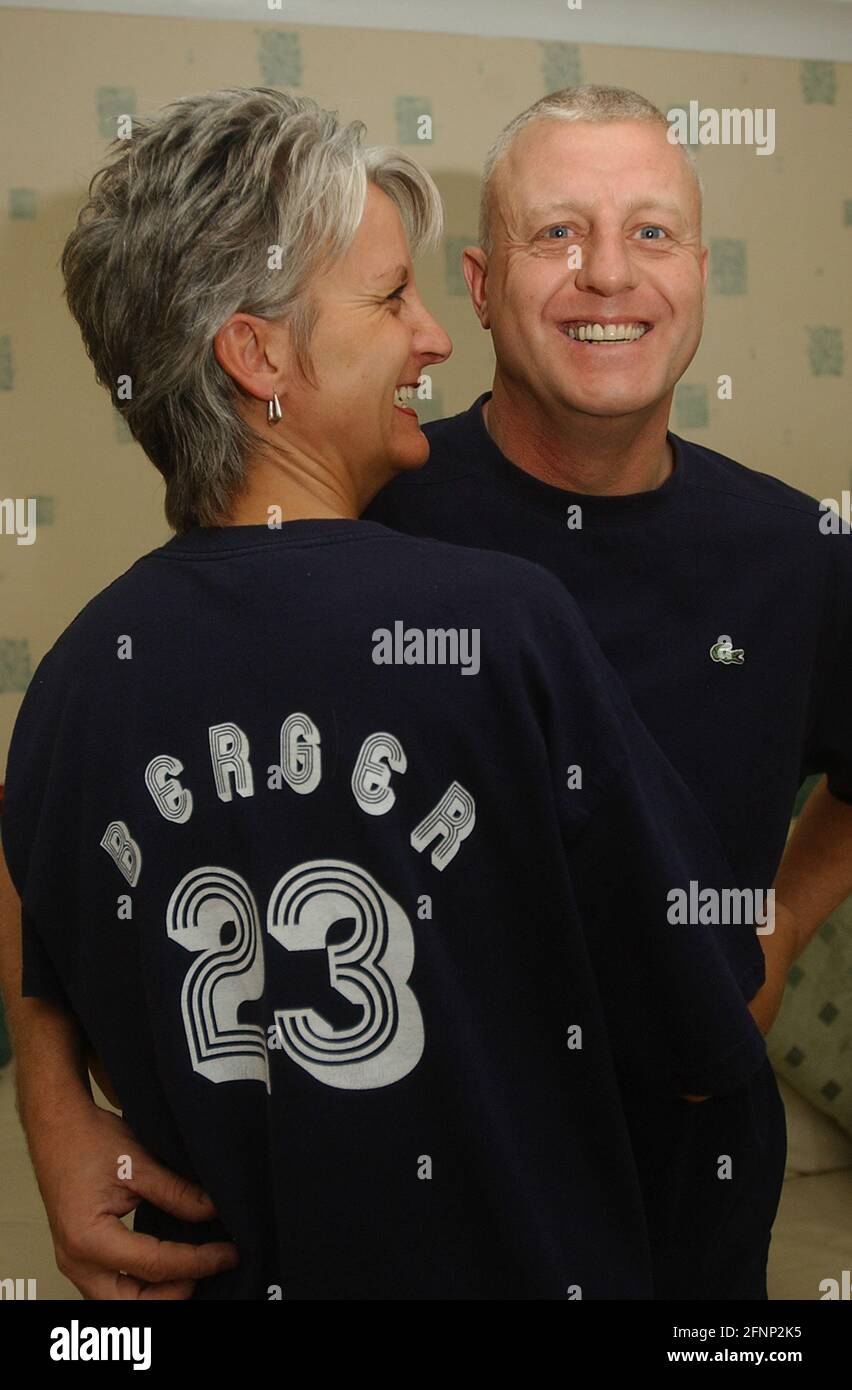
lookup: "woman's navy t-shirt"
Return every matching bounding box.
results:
[2,519,764,1299]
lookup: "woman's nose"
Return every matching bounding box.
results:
[417,307,453,365]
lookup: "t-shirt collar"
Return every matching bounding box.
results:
[161,517,384,554]
[460,391,687,520]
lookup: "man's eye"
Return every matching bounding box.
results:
[544,226,573,240]
[386,286,407,304]
[635,226,666,241]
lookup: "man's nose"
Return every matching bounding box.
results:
[574,231,638,298]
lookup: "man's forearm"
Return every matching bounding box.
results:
[0,838,95,1143]
[772,776,852,956]
[743,777,852,1036]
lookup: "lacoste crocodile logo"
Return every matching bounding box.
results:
[709,633,745,665]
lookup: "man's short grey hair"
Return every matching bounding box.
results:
[478,84,703,254]
[60,87,443,534]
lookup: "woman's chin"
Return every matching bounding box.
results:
[388,424,430,473]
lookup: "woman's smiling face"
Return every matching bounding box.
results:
[284,184,452,493]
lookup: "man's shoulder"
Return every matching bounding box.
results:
[421,405,478,465]
[679,434,828,530]
[373,404,484,505]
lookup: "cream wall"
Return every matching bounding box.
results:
[1,8,850,773]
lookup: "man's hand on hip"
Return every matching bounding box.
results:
[29,1095,239,1300]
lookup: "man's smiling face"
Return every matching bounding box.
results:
[479,118,708,420]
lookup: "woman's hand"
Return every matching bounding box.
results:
[28,1095,239,1299]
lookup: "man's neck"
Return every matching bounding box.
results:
[483,378,674,496]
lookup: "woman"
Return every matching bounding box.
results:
[0,88,764,1299]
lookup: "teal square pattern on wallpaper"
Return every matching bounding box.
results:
[0,336,13,391]
[35,496,55,526]
[710,239,748,296]
[258,31,302,87]
[540,42,581,93]
[675,383,709,430]
[394,96,433,145]
[114,411,133,444]
[414,386,444,426]
[444,236,475,296]
[768,891,852,1139]
[9,189,37,219]
[807,327,844,377]
[0,640,32,694]
[799,60,836,105]
[96,87,136,141]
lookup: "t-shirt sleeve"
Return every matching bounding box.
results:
[519,571,767,1098]
[2,650,72,1006]
[805,530,852,805]
[18,899,70,1005]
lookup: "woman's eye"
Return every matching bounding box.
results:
[635,226,666,241]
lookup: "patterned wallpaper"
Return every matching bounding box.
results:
[0,8,850,772]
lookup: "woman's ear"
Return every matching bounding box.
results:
[212,313,292,404]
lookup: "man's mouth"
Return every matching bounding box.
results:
[559,321,653,344]
[393,383,420,416]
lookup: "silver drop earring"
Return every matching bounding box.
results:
[268,392,282,425]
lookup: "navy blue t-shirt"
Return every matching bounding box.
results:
[2,519,764,1300]
[366,394,852,1297]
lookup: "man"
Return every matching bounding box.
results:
[364,84,852,1299]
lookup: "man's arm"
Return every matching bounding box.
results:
[0,838,239,1299]
[751,777,852,1034]
[0,829,98,1126]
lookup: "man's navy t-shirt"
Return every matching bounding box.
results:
[2,519,764,1299]
[366,394,852,1296]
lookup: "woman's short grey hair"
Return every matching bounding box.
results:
[478,84,702,254]
[60,87,444,533]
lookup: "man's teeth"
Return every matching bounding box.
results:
[394,386,416,406]
[564,323,649,342]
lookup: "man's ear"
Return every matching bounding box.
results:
[213,313,292,405]
[462,246,491,330]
